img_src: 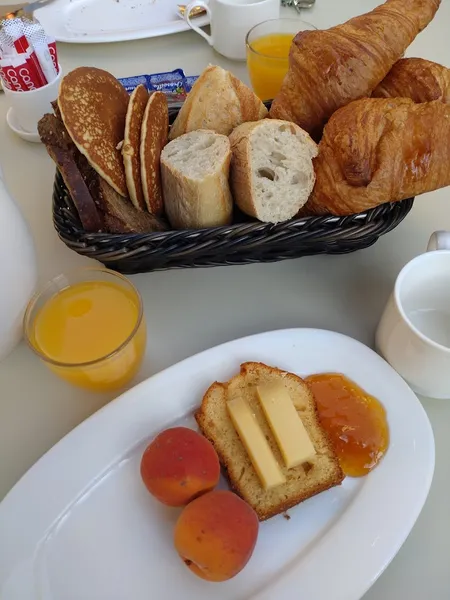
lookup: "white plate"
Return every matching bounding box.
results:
[0,329,434,600]
[35,0,210,44]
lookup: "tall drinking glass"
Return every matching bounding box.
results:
[246,18,317,101]
[24,268,146,392]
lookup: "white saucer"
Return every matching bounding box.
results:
[6,108,41,143]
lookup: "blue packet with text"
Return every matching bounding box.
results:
[118,69,197,105]
[118,74,148,94]
[184,75,199,92]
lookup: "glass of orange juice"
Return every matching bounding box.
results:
[246,18,317,102]
[24,268,146,393]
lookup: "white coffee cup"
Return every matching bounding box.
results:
[4,66,62,135]
[184,0,280,61]
[376,231,450,399]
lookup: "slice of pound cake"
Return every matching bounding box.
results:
[195,362,344,521]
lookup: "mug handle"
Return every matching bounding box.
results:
[184,0,213,46]
[427,231,450,252]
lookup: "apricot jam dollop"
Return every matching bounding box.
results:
[305,374,389,477]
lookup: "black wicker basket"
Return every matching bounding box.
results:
[52,104,414,274]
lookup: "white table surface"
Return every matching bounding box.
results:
[0,1,449,598]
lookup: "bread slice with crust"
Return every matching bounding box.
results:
[195,362,344,521]
[38,113,103,233]
[169,65,268,140]
[161,130,233,229]
[229,119,318,223]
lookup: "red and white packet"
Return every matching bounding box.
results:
[23,21,58,84]
[0,53,38,91]
[0,16,59,92]
[1,19,46,88]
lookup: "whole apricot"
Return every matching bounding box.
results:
[174,490,259,581]
[140,427,220,507]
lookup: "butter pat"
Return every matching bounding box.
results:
[257,383,316,469]
[227,396,286,490]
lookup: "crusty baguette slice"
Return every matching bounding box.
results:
[161,130,233,229]
[229,120,318,223]
[196,362,344,521]
[169,65,268,140]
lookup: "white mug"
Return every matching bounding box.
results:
[184,0,280,61]
[4,66,62,135]
[376,231,450,399]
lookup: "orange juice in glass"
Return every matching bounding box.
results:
[246,18,317,102]
[24,268,146,392]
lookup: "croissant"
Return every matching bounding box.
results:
[302,98,450,216]
[372,58,450,103]
[269,0,441,139]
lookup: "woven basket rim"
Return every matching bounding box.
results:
[53,169,414,243]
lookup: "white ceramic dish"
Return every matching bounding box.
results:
[0,329,434,600]
[6,109,41,143]
[35,0,210,44]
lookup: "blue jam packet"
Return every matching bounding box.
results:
[147,68,185,89]
[184,75,199,92]
[118,74,149,94]
[118,69,198,105]
[147,69,187,103]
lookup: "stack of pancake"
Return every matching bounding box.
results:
[38,67,169,233]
